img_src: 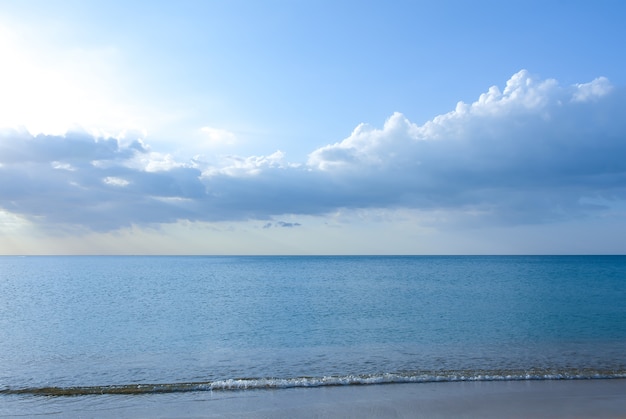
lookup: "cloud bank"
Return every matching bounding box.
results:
[1,70,625,232]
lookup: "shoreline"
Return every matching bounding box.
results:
[4,378,626,418]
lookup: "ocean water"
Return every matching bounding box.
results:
[1,256,625,412]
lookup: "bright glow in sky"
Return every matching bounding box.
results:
[1,0,625,255]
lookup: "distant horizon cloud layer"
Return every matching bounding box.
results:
[1,70,625,232]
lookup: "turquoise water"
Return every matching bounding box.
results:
[1,255,625,401]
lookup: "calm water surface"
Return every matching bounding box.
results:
[1,256,625,403]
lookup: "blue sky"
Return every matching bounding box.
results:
[1,0,625,254]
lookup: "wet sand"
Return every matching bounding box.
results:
[5,379,626,418]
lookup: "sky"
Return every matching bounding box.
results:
[1,0,625,255]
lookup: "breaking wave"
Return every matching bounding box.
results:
[3,368,626,396]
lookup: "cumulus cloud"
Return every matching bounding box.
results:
[303,70,626,223]
[572,77,613,102]
[1,70,625,231]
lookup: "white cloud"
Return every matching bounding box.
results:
[199,126,237,146]
[204,150,291,177]
[307,113,419,171]
[572,77,613,102]
[141,153,189,173]
[103,177,130,187]
[0,70,625,232]
[51,162,76,171]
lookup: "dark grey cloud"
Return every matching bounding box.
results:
[263,221,302,229]
[1,71,625,231]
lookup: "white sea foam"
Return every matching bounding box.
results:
[4,369,626,396]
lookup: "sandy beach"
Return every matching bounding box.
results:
[8,378,625,419]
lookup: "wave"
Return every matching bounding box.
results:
[3,368,626,396]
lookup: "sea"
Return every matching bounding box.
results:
[1,255,625,415]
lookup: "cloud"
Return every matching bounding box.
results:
[572,77,613,102]
[263,221,302,229]
[0,130,205,231]
[1,70,625,232]
[199,126,237,147]
[303,70,626,224]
